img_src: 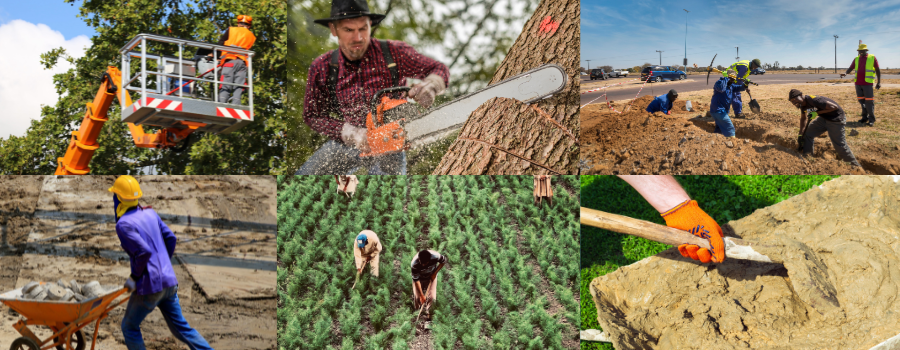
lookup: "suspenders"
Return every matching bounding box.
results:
[325,39,400,120]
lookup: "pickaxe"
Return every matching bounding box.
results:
[706,54,718,85]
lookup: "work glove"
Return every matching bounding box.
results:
[662,200,726,263]
[340,123,370,153]
[124,277,136,292]
[876,83,881,90]
[408,74,446,108]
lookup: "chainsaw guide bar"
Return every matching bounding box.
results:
[405,64,567,148]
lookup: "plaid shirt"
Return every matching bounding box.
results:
[304,38,450,140]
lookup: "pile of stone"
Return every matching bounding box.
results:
[20,280,106,302]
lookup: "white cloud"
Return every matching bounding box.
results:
[0,20,90,139]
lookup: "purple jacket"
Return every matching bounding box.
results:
[115,206,179,295]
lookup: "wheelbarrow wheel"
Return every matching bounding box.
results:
[9,337,40,350]
[54,330,85,350]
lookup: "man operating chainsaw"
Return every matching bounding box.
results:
[297,0,449,175]
[110,176,213,350]
[618,175,726,264]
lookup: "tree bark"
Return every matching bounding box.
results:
[433,0,579,175]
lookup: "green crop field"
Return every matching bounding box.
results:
[277,175,581,350]
[579,175,841,350]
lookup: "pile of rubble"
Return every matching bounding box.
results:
[20,280,106,302]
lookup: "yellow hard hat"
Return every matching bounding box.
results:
[236,15,253,25]
[108,175,142,200]
[858,43,868,51]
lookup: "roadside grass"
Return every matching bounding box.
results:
[579,175,840,350]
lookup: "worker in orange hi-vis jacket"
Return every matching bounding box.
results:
[215,15,256,105]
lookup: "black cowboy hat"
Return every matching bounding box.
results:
[314,0,386,27]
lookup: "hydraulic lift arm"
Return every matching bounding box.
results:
[54,66,206,175]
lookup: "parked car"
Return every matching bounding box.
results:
[611,69,630,78]
[590,69,609,80]
[751,67,766,75]
[640,66,687,82]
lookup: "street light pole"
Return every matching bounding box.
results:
[833,35,839,74]
[683,9,689,67]
[586,59,591,70]
[656,50,663,65]
[735,47,739,61]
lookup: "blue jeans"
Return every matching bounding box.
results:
[121,286,213,350]
[731,87,743,114]
[295,139,407,175]
[710,110,736,137]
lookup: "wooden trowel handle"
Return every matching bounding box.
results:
[580,207,711,249]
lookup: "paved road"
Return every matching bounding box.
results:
[581,74,900,105]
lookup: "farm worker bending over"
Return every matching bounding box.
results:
[335,175,360,197]
[787,89,862,169]
[410,249,447,321]
[215,15,256,105]
[709,72,744,137]
[723,59,760,118]
[646,89,677,115]
[840,43,881,126]
[297,0,450,175]
[618,175,725,264]
[110,175,213,350]
[355,230,383,277]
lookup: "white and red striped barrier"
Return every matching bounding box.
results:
[216,106,252,120]
[133,97,182,112]
[581,78,639,94]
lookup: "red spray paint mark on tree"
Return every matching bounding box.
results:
[538,16,560,36]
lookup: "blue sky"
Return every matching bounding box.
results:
[582,0,900,70]
[0,0,95,39]
[0,0,94,139]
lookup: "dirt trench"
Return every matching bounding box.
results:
[589,176,900,350]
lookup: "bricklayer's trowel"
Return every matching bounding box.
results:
[580,207,841,316]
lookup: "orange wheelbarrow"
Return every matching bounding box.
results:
[0,283,130,350]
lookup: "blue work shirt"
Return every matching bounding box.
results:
[645,94,674,114]
[710,77,745,114]
[115,206,179,296]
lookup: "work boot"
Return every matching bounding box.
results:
[857,117,868,124]
[867,121,875,127]
[734,113,746,119]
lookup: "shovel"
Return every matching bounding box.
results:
[747,86,761,113]
[580,207,841,316]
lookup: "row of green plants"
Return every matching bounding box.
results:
[277,175,579,349]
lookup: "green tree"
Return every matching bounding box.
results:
[284,0,538,174]
[0,0,286,174]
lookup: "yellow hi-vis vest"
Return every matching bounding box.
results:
[853,55,876,83]
[722,60,750,79]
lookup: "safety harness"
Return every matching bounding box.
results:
[326,40,400,120]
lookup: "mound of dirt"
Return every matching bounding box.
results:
[580,96,861,174]
[589,176,900,350]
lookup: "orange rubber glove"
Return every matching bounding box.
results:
[661,200,726,263]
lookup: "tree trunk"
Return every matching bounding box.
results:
[432,0,579,174]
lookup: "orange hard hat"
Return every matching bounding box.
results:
[236,15,253,25]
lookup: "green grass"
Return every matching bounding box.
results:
[579,175,840,350]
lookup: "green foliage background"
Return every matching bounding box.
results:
[283,0,537,174]
[0,0,286,174]
[579,175,840,350]
[277,175,580,349]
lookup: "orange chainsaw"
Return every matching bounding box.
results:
[360,64,567,157]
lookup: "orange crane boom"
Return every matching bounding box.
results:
[54,66,205,175]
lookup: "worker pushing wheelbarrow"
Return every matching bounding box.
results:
[0,285,129,350]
